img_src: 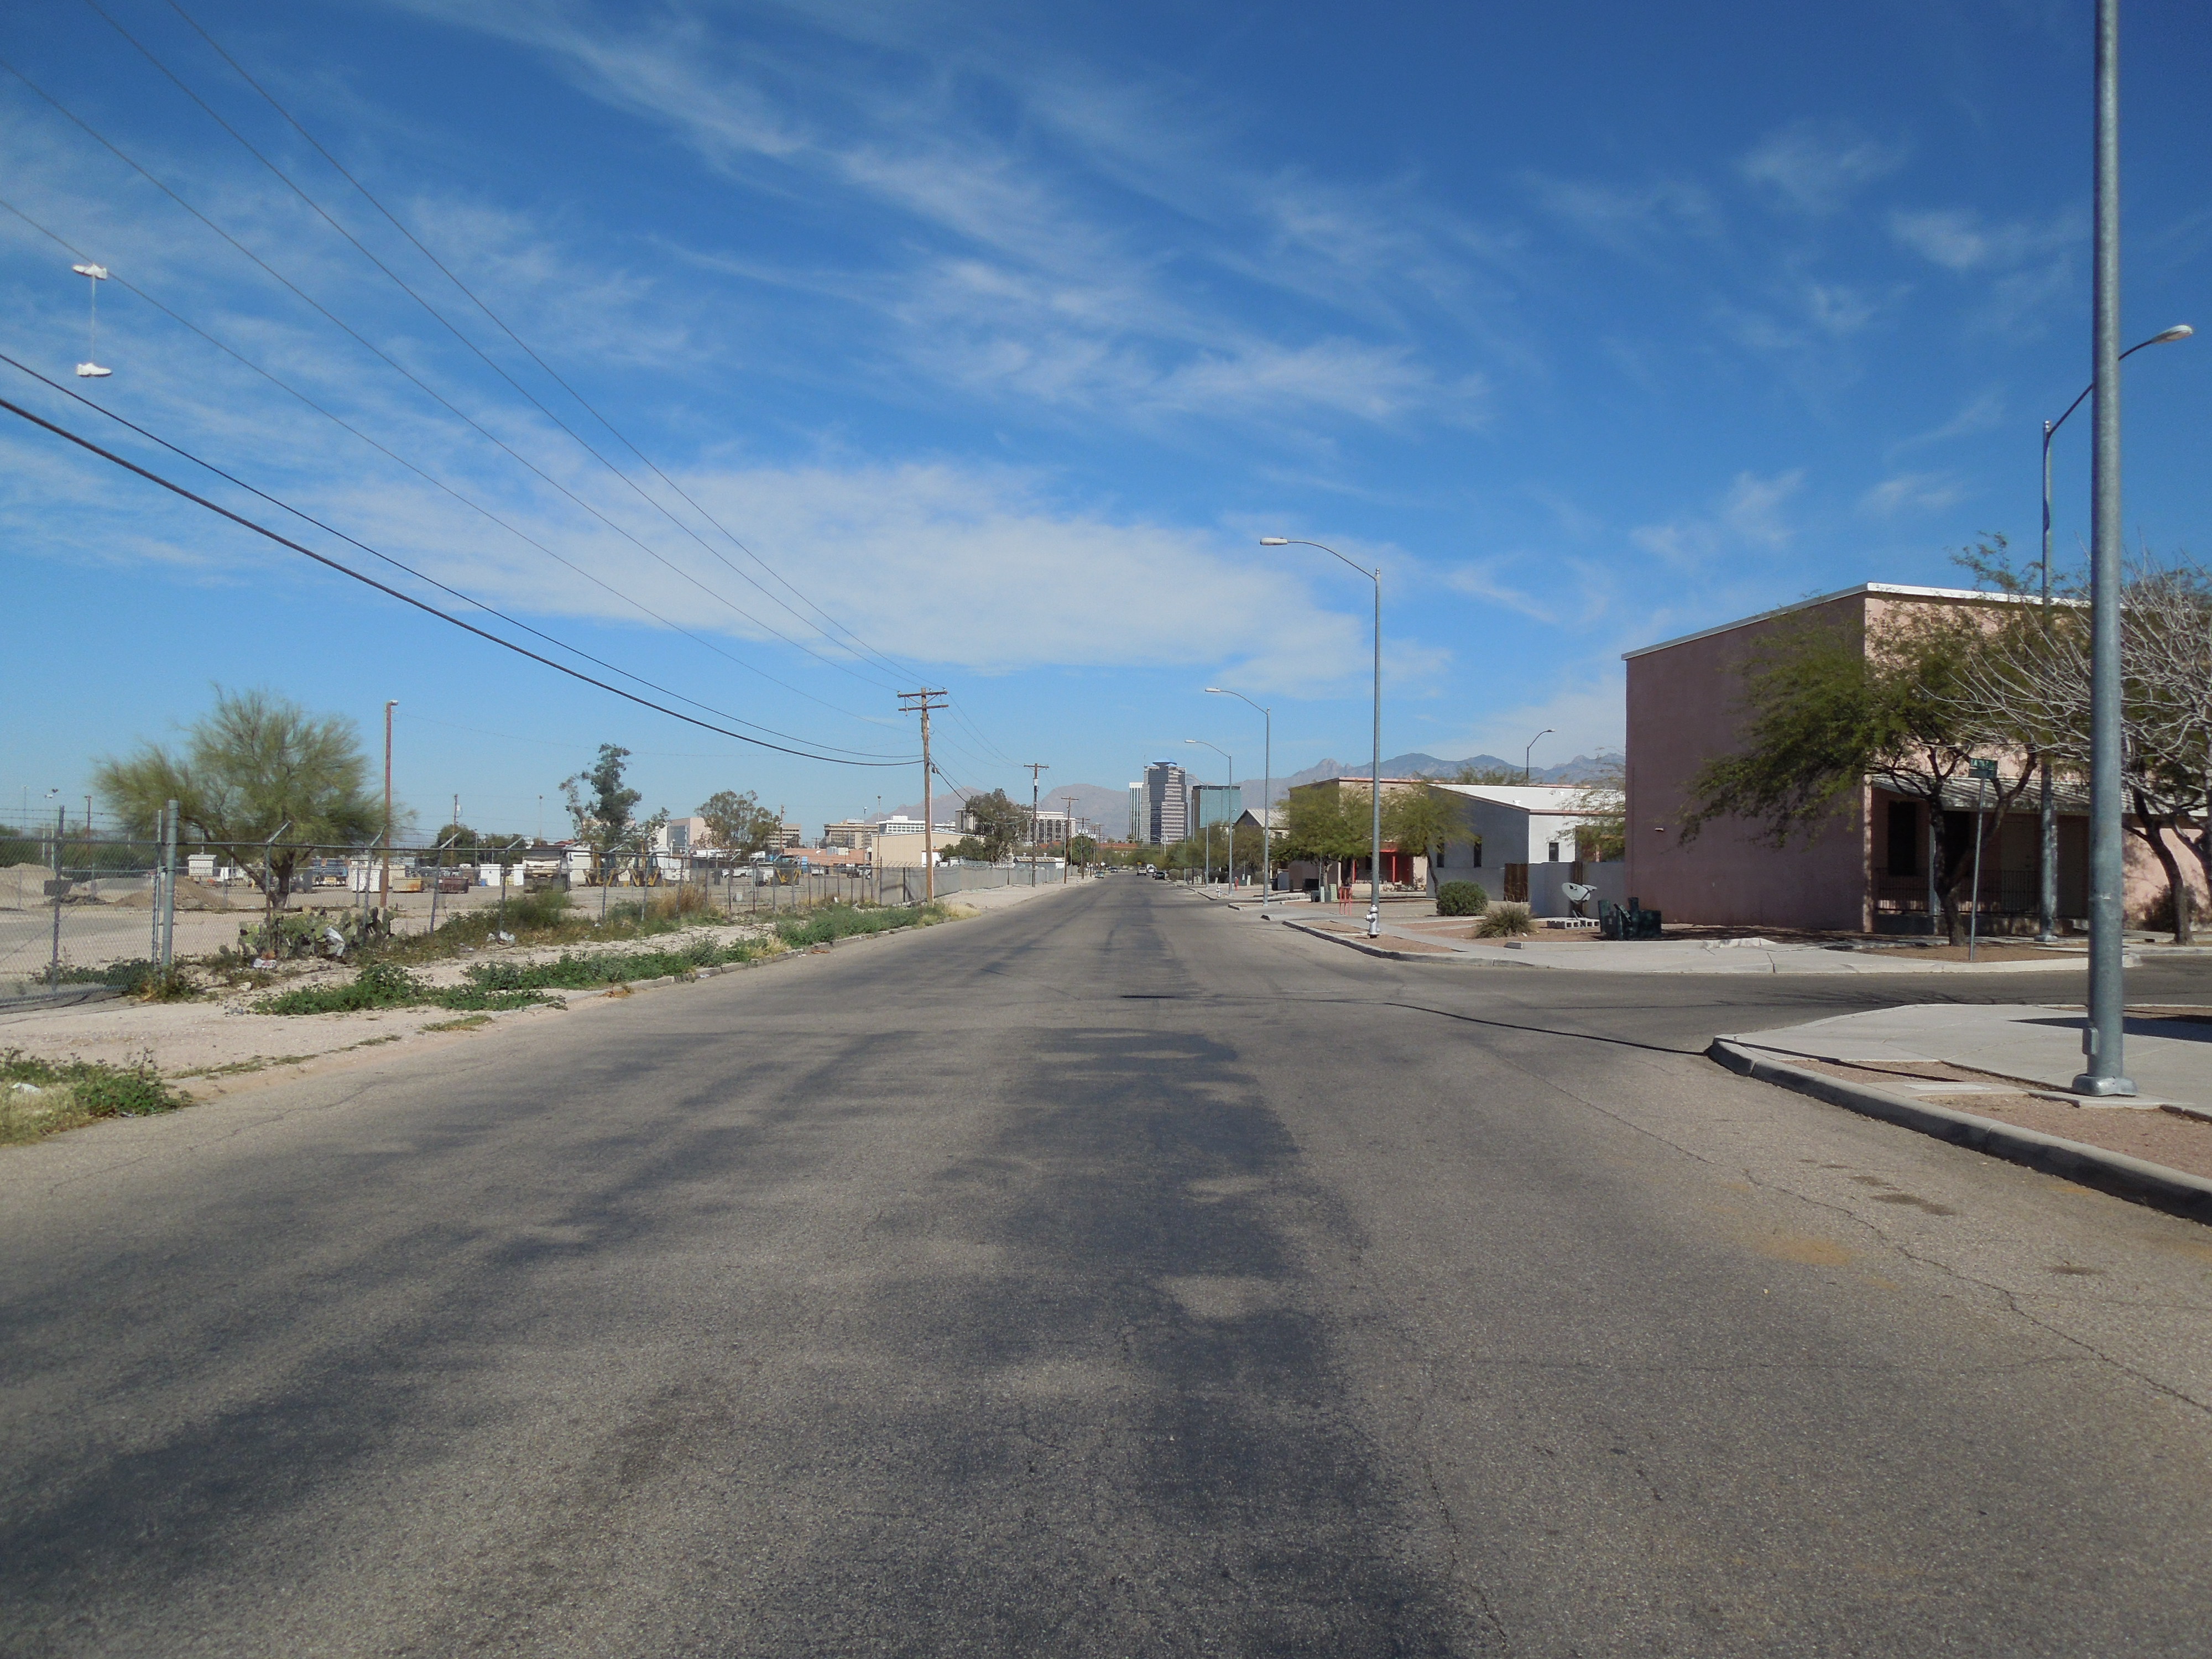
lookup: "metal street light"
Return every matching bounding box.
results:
[1263,536,1384,937]
[2078,0,2136,1098]
[2036,321,2191,945]
[1185,739,1232,890]
[1207,686,1272,903]
[1524,728,1553,785]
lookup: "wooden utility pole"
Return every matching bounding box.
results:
[899,689,947,900]
[1023,762,1049,887]
[1063,793,1078,883]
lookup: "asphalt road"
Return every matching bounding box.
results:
[5,878,2211,1656]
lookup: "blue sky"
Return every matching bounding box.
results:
[4,1,2208,837]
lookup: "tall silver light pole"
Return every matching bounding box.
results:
[2078,0,2132,1096]
[1186,739,1232,889]
[2036,321,2192,942]
[1263,536,1383,937]
[1207,686,1271,902]
[1524,728,1553,785]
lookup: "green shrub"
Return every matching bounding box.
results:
[1436,881,1488,917]
[58,959,199,1001]
[1474,901,1532,937]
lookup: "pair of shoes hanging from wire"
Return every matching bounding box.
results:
[72,260,112,377]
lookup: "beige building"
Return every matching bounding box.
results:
[1619,582,2189,932]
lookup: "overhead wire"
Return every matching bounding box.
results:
[0,389,917,766]
[0,193,903,754]
[0,348,909,759]
[157,0,928,691]
[95,0,907,695]
[0,54,896,726]
[15,16,1026,781]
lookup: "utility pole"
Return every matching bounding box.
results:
[1024,762,1050,887]
[381,700,397,916]
[899,690,947,901]
[1063,794,1078,883]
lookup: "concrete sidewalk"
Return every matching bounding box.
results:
[1271,911,2119,975]
[1721,1003,2212,1112]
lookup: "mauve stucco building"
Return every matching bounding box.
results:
[1619,582,2158,932]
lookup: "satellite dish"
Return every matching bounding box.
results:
[1561,883,1597,901]
[71,260,112,378]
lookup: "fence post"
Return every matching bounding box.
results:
[150,805,164,964]
[48,806,65,988]
[161,799,177,969]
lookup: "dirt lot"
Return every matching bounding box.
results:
[0,883,1067,1122]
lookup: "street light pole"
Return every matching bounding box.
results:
[1207,687,1272,902]
[1264,537,1383,937]
[2078,0,2131,1097]
[2037,320,2191,943]
[1524,728,1553,786]
[1185,739,1232,890]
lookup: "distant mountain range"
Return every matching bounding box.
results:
[1265,751,1622,805]
[872,752,1622,837]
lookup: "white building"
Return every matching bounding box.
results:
[1428,784,1625,916]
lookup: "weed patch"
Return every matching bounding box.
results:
[463,932,763,992]
[422,1014,492,1033]
[1,1048,187,1144]
[179,1053,316,1080]
[255,962,551,1016]
[773,902,940,949]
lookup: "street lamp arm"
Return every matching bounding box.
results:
[2048,324,2194,439]
[1259,536,1380,581]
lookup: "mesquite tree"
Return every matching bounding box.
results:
[1951,560,2212,942]
[1680,608,2030,944]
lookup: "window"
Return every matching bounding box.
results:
[1472,839,1482,868]
[1546,841,1559,862]
[1886,800,1919,878]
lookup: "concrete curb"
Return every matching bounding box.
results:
[1273,916,1531,965]
[0,985,122,1016]
[1709,1037,2212,1226]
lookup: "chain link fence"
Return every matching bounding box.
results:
[2,815,1078,999]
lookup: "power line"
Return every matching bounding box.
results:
[158,0,928,691]
[0,194,908,745]
[0,392,917,768]
[0,54,893,719]
[96,0,911,691]
[0,348,906,759]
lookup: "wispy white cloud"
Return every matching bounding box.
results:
[391,0,1523,437]
[1443,558,1554,623]
[1890,207,2058,272]
[1889,390,2006,453]
[1739,119,1910,215]
[1520,173,1721,257]
[1860,470,1968,517]
[1630,468,1805,568]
